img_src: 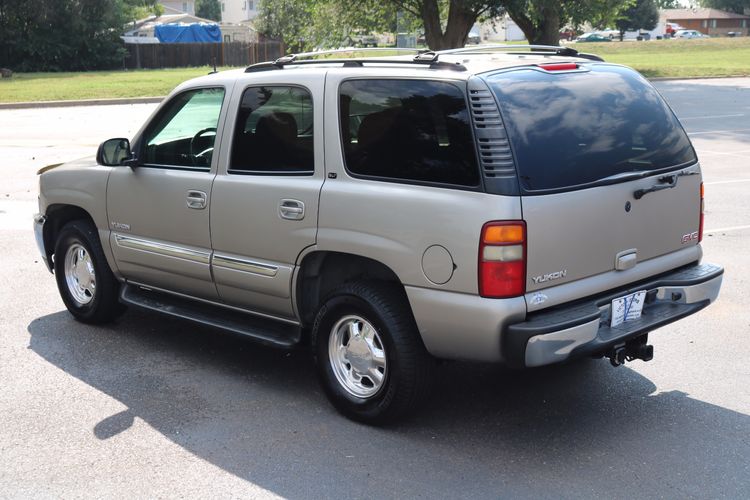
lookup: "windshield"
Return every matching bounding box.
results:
[486,65,697,193]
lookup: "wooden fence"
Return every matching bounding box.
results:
[123,41,286,69]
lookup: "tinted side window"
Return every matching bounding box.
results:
[340,79,480,187]
[142,87,225,169]
[487,65,697,193]
[230,86,313,175]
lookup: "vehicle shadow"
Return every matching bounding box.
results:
[28,310,750,498]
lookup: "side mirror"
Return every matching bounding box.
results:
[96,138,134,166]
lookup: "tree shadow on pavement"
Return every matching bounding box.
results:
[28,309,750,499]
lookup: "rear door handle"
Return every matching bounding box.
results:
[186,190,207,210]
[279,199,305,220]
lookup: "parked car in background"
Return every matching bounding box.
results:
[665,22,686,37]
[467,29,481,44]
[559,28,579,41]
[576,32,612,42]
[348,31,378,47]
[595,28,619,39]
[674,30,709,39]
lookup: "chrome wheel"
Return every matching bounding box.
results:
[328,315,387,399]
[63,243,96,305]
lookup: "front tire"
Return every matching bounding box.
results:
[54,220,124,324]
[312,281,434,424]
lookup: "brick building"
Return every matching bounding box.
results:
[662,8,749,37]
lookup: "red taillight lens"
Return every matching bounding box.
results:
[479,221,526,298]
[699,182,705,242]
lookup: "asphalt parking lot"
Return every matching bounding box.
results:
[0,78,748,498]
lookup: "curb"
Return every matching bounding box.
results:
[0,96,164,110]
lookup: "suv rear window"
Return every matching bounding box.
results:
[340,79,480,187]
[487,65,697,193]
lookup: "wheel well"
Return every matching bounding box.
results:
[296,251,403,327]
[43,204,96,270]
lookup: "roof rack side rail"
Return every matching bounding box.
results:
[434,44,604,62]
[271,47,426,61]
[244,47,428,71]
[245,54,466,73]
[435,44,563,54]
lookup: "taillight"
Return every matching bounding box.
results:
[699,182,705,242]
[479,221,526,298]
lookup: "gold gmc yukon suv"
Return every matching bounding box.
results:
[34,47,723,423]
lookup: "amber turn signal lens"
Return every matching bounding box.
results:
[483,224,524,244]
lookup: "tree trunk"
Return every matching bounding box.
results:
[421,0,478,50]
[506,2,562,47]
[533,12,560,46]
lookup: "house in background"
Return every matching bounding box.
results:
[480,14,526,42]
[221,0,259,24]
[661,8,749,36]
[123,12,256,44]
[160,1,196,16]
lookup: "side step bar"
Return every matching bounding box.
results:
[120,284,301,348]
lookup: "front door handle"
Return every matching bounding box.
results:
[279,199,305,220]
[186,190,207,210]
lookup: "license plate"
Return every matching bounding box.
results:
[610,290,647,327]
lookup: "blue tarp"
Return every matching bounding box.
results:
[155,23,221,43]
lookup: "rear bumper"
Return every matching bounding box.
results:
[505,263,723,368]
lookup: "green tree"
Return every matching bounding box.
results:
[655,0,680,8]
[387,0,633,48]
[256,0,637,51]
[0,0,128,71]
[615,0,658,39]
[123,0,163,21]
[699,0,750,14]
[256,0,406,52]
[256,0,313,52]
[196,0,222,21]
[386,1,504,50]
[503,0,632,45]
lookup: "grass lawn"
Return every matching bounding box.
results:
[1,37,748,103]
[0,67,224,103]
[577,36,750,78]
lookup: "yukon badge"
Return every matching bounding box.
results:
[111,221,131,231]
[532,269,568,284]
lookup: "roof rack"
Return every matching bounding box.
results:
[244,47,466,73]
[433,44,605,62]
[243,44,603,74]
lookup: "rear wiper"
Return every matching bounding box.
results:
[584,170,654,189]
[633,170,699,199]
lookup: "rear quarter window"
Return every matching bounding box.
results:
[486,65,697,193]
[339,79,480,188]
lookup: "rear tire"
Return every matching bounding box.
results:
[54,220,124,324]
[312,281,435,424]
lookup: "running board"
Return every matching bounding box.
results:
[120,284,301,348]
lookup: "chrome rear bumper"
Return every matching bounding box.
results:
[505,263,723,368]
